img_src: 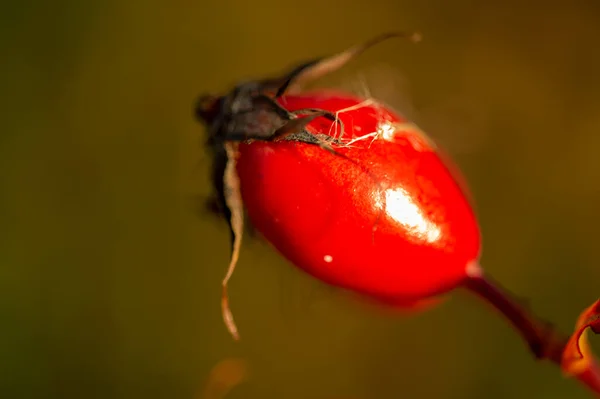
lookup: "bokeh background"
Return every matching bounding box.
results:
[2,1,600,398]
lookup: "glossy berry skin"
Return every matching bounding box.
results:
[235,90,481,307]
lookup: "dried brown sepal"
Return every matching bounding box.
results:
[562,299,600,376]
[221,142,244,341]
[271,31,422,97]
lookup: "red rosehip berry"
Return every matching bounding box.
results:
[195,31,600,399]
[195,31,483,338]
[235,90,481,306]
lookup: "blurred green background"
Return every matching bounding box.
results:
[2,0,600,398]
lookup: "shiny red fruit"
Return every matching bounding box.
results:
[235,90,481,307]
[196,36,600,398]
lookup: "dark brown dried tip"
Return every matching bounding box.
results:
[195,94,220,124]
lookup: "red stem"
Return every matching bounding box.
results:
[463,272,600,396]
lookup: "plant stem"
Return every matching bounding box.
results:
[463,271,600,396]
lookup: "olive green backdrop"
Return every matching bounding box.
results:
[2,1,600,398]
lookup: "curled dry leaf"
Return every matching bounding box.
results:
[561,299,600,391]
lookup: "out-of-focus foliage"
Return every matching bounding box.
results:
[1,1,600,398]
